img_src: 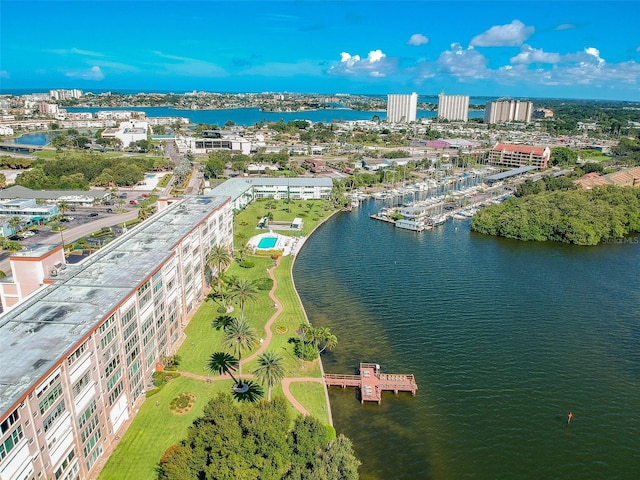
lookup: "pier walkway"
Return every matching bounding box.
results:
[324,363,417,404]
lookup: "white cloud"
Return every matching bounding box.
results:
[554,24,576,31]
[65,66,104,80]
[328,49,396,77]
[50,47,103,57]
[510,45,562,65]
[152,51,227,77]
[435,43,490,80]
[240,61,322,77]
[407,34,429,46]
[367,50,385,63]
[470,20,534,47]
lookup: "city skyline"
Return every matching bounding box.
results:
[1,1,640,101]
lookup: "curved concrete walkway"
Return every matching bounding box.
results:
[176,256,322,417]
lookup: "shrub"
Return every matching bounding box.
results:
[238,260,254,268]
[153,371,168,387]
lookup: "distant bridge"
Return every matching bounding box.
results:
[0,143,44,155]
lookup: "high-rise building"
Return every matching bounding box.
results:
[386,93,418,123]
[484,100,533,124]
[0,195,233,480]
[437,93,469,122]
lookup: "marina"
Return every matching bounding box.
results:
[324,363,418,404]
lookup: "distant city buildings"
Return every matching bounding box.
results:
[488,143,550,169]
[49,89,83,101]
[484,100,533,124]
[574,166,640,189]
[386,93,418,123]
[437,93,469,122]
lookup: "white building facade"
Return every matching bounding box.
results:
[0,195,233,480]
[437,93,469,122]
[484,100,533,124]
[386,93,418,123]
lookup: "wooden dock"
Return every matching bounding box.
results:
[324,363,418,404]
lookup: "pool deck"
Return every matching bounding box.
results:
[248,231,305,256]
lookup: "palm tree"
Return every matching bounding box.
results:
[309,327,338,354]
[208,351,240,384]
[223,317,258,385]
[57,201,69,218]
[229,278,258,321]
[207,245,232,301]
[8,216,24,235]
[253,351,285,401]
[212,315,235,331]
[297,323,311,363]
[231,380,263,403]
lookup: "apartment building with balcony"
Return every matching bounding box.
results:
[484,100,533,124]
[386,93,418,123]
[437,93,469,122]
[0,195,233,480]
[488,143,550,169]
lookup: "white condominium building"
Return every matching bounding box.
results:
[0,195,233,480]
[484,100,533,124]
[437,93,469,122]
[386,92,418,123]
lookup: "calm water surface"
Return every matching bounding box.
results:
[293,200,640,480]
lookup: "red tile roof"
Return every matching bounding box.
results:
[493,143,547,155]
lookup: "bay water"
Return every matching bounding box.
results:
[293,199,640,479]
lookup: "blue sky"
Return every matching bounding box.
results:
[2,1,640,100]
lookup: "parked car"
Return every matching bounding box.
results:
[129,200,138,205]
[141,193,149,198]
[118,193,127,199]
[106,208,113,213]
[21,231,35,238]
[88,212,99,217]
[104,200,114,205]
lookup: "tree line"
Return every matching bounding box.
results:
[157,393,360,480]
[471,186,640,245]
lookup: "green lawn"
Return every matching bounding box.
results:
[288,382,331,424]
[98,376,232,480]
[100,199,338,479]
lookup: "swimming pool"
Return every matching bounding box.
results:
[257,237,278,249]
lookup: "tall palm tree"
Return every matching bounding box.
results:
[223,317,258,385]
[57,201,69,218]
[229,278,258,321]
[208,351,240,384]
[309,327,338,354]
[253,351,285,401]
[297,323,311,363]
[8,216,24,235]
[207,245,232,301]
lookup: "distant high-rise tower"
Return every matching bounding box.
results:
[437,92,469,122]
[386,92,418,123]
[484,100,533,124]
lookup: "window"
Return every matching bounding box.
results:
[54,449,76,480]
[39,384,63,414]
[36,372,61,398]
[123,322,137,341]
[124,333,139,355]
[107,383,123,406]
[78,401,97,429]
[121,307,135,327]
[106,369,122,392]
[0,409,19,435]
[139,290,152,309]
[67,341,88,366]
[43,401,66,432]
[100,326,117,350]
[99,315,115,334]
[80,415,100,443]
[72,372,92,398]
[0,426,23,460]
[137,281,150,296]
[104,355,120,378]
[82,430,101,458]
